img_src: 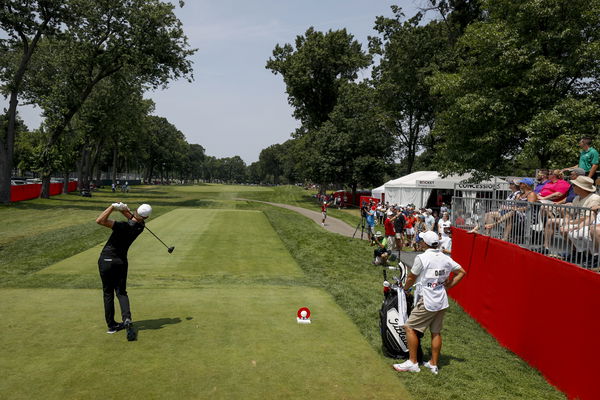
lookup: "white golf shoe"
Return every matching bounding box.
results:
[392,360,420,373]
[423,361,439,375]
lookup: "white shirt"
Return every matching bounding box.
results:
[440,236,452,252]
[411,249,462,312]
[438,219,451,237]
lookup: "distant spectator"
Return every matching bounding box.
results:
[562,137,599,181]
[438,212,451,239]
[371,231,390,265]
[424,209,435,231]
[534,169,549,194]
[440,227,452,256]
[384,210,398,253]
[543,176,600,255]
[484,178,538,241]
[537,170,570,203]
[472,180,520,235]
[559,168,586,204]
[393,207,406,255]
[440,203,448,214]
[405,212,417,248]
[365,206,376,239]
[560,177,600,262]
[414,215,427,251]
[432,210,440,233]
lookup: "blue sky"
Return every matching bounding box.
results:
[18,0,424,164]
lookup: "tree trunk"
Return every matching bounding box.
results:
[111,147,118,186]
[0,90,20,204]
[41,174,51,198]
[63,171,70,194]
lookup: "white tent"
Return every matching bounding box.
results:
[371,184,386,200]
[383,171,499,208]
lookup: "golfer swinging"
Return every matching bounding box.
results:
[96,202,152,334]
[393,230,466,374]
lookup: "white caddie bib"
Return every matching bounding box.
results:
[415,250,454,312]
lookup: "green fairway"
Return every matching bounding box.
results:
[0,287,410,400]
[40,209,303,279]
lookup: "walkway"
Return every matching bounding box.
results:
[238,199,361,238]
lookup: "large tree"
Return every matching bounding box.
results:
[303,82,395,194]
[19,0,195,198]
[266,27,371,132]
[0,0,66,203]
[370,8,449,174]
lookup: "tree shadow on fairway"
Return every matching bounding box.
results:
[134,317,185,331]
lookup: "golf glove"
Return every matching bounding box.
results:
[112,202,128,211]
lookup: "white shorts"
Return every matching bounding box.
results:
[405,228,415,235]
[567,225,594,252]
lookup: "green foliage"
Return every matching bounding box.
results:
[429,0,600,175]
[266,27,372,131]
[370,9,450,174]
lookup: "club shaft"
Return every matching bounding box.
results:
[145,226,169,249]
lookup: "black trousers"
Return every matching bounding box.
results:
[98,257,131,328]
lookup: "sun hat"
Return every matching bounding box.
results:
[374,231,383,238]
[418,231,440,247]
[571,176,596,192]
[137,204,152,218]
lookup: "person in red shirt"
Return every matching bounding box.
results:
[383,210,399,253]
[538,170,570,203]
[404,212,416,248]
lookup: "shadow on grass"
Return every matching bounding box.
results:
[437,353,467,367]
[134,317,186,330]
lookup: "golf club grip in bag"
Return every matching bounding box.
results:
[379,288,423,361]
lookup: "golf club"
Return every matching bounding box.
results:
[144,226,175,253]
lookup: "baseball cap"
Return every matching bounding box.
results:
[418,231,440,246]
[570,168,586,176]
[137,204,152,218]
[517,178,535,187]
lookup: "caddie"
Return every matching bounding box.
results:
[95,202,152,334]
[393,230,466,374]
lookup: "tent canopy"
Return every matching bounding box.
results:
[383,171,497,207]
[371,184,386,199]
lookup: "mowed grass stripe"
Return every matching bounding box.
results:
[0,288,411,400]
[38,209,303,279]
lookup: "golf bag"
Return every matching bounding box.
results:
[379,263,423,361]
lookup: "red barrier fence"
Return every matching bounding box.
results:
[451,228,600,400]
[10,182,78,202]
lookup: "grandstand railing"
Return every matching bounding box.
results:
[452,196,600,270]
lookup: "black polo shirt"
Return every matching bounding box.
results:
[100,219,145,262]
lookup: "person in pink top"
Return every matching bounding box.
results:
[537,169,570,203]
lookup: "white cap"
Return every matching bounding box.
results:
[419,231,440,246]
[137,204,152,218]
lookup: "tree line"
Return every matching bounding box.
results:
[258,0,600,191]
